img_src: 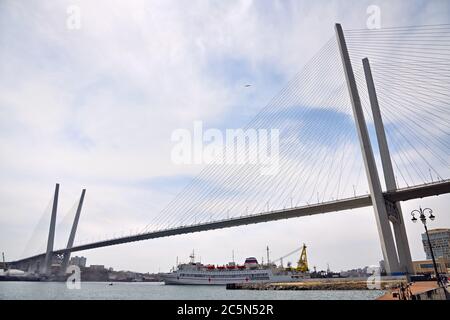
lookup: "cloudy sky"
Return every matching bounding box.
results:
[1,0,449,273]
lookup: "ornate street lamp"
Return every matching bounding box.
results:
[411,207,442,287]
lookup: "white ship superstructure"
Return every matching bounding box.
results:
[161,254,306,285]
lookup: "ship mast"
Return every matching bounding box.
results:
[189,249,195,264]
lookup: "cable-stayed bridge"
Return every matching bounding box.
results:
[8,24,450,276]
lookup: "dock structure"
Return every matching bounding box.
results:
[377,282,450,300]
[226,277,406,291]
[227,278,450,300]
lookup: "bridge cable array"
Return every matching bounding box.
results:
[346,24,449,188]
[67,24,449,247]
[138,37,365,234]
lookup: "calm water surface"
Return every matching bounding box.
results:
[0,282,384,300]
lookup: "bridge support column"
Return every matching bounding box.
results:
[42,183,59,275]
[362,58,414,275]
[335,24,400,274]
[60,189,86,275]
[31,257,43,274]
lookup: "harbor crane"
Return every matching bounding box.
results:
[296,244,309,272]
[272,244,309,272]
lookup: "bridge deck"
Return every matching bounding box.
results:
[10,180,450,265]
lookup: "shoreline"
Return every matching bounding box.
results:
[227,279,405,291]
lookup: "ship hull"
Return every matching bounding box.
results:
[161,270,294,285]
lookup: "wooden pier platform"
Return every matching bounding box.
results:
[377,282,449,300]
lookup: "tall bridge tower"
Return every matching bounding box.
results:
[335,24,413,274]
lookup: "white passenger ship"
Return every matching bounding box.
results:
[161,254,305,285]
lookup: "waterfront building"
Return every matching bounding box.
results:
[89,264,105,270]
[422,228,450,260]
[411,228,450,276]
[412,257,450,275]
[69,256,87,268]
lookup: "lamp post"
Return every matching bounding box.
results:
[410,207,442,287]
